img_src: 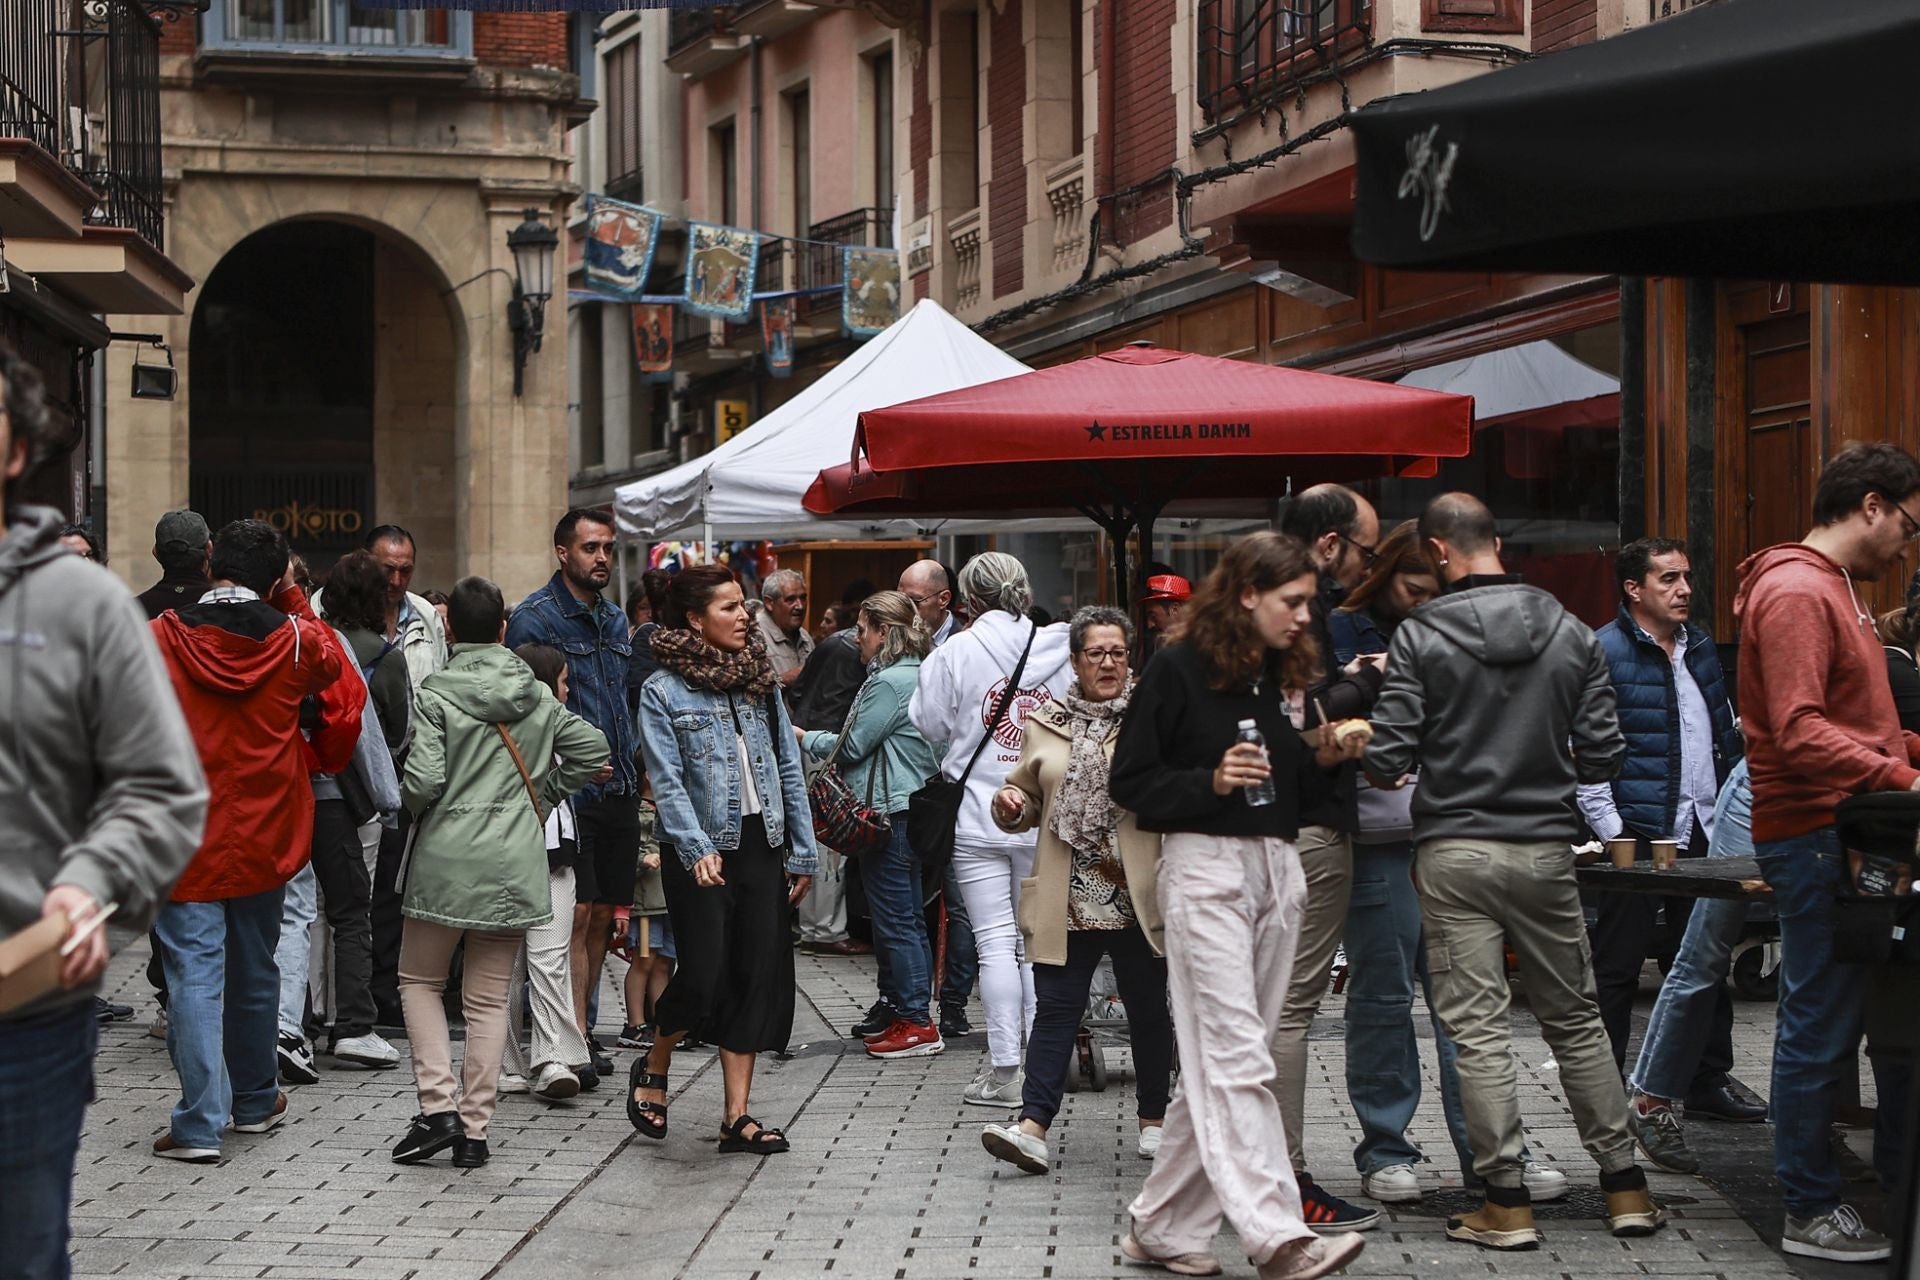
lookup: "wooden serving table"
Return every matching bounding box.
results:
[1575,856,1773,901]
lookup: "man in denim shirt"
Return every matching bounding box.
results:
[506,509,633,1060]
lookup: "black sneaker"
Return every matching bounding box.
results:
[1298,1172,1381,1233]
[576,1064,601,1092]
[277,1032,320,1086]
[851,1001,895,1039]
[617,1023,655,1050]
[939,1010,973,1039]
[589,1038,615,1076]
[452,1136,490,1168]
[392,1112,460,1165]
[93,996,134,1023]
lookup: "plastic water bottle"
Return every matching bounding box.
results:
[1236,718,1277,808]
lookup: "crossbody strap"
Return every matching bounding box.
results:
[494,722,543,818]
[954,622,1037,790]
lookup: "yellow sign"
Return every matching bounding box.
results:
[252,500,364,540]
[717,399,751,444]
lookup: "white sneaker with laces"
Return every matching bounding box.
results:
[1138,1125,1164,1159]
[981,1122,1049,1174]
[333,1032,400,1069]
[1360,1163,1423,1203]
[1523,1161,1569,1202]
[497,1072,529,1095]
[962,1068,1024,1108]
[533,1062,581,1101]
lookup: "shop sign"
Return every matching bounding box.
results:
[716,399,751,445]
[251,499,365,541]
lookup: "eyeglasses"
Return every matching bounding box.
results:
[1892,498,1920,543]
[904,591,947,608]
[1338,531,1379,570]
[1079,648,1129,667]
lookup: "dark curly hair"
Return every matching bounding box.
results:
[321,549,388,634]
[1173,531,1322,693]
[662,564,740,630]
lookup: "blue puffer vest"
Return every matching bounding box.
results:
[1594,605,1742,838]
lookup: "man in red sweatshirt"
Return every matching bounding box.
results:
[1735,441,1920,1263]
[148,519,359,1162]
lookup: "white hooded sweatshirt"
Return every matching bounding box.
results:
[909,609,1074,851]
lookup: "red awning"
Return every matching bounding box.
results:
[803,346,1474,519]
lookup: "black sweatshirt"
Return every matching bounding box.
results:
[1110,641,1330,838]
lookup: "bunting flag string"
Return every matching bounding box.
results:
[843,245,902,338]
[631,303,675,381]
[760,299,795,378]
[683,222,761,321]
[582,194,662,299]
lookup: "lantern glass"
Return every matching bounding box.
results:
[507,209,558,302]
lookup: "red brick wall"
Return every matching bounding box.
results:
[1534,0,1597,51]
[911,45,931,220]
[158,14,195,55]
[1108,0,1175,240]
[474,13,569,70]
[986,0,1025,298]
[912,268,929,302]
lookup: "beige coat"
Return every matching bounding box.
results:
[994,698,1164,966]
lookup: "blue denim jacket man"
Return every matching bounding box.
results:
[506,570,636,799]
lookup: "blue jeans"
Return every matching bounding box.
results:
[938,862,978,1019]
[868,818,933,1023]
[1754,827,1863,1217]
[1632,761,1753,1102]
[0,1001,96,1279]
[154,888,286,1150]
[1343,842,1474,1175]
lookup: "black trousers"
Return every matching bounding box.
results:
[655,816,796,1054]
[1591,827,1733,1094]
[1021,927,1175,1129]
[310,798,378,1040]
[369,811,410,1023]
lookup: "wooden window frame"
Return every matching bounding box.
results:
[1420,0,1525,35]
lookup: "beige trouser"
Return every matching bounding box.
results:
[1415,837,1637,1187]
[399,919,523,1139]
[1128,834,1317,1266]
[1269,824,1353,1172]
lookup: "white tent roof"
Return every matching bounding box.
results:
[1396,339,1618,419]
[615,299,1045,543]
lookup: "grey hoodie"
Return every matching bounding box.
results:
[1364,580,1623,844]
[0,505,208,1018]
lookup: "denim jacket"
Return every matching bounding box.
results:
[505,572,636,799]
[636,668,819,875]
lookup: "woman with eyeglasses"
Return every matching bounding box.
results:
[979,606,1173,1176]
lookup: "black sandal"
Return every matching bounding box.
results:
[627,1060,669,1139]
[717,1114,789,1155]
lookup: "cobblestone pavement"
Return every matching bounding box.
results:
[68,930,1855,1280]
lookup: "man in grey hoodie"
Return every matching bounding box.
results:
[1363,493,1655,1253]
[0,340,208,1276]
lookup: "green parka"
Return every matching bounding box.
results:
[402,644,610,930]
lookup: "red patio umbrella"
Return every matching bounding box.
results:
[804,345,1474,605]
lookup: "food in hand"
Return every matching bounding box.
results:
[1330,719,1374,749]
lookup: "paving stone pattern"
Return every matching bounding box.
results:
[71,934,1817,1279]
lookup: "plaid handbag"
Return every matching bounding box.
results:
[806,702,892,858]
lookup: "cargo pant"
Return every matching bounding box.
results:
[1128,833,1317,1266]
[1415,837,1637,1188]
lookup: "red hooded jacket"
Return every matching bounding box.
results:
[1735,544,1920,844]
[152,584,361,902]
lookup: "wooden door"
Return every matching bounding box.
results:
[1716,288,1811,629]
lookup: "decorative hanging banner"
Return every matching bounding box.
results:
[843,246,902,338]
[583,195,663,298]
[631,303,675,381]
[683,222,760,321]
[760,299,795,378]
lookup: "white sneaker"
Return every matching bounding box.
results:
[533,1062,581,1101]
[1360,1163,1424,1203]
[497,1072,529,1095]
[981,1122,1049,1174]
[332,1032,399,1069]
[1522,1161,1569,1202]
[1138,1125,1164,1159]
[962,1068,1024,1108]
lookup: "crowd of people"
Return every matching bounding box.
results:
[3,325,1919,1280]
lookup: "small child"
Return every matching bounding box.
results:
[616,799,676,1049]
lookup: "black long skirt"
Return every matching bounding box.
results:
[654,815,796,1053]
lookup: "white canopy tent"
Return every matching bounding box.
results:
[1396,338,1619,418]
[615,298,1070,545]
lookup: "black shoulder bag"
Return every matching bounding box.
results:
[906,623,1035,874]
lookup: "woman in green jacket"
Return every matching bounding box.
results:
[390,577,609,1170]
[799,590,943,1059]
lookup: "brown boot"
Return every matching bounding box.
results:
[1605,1186,1666,1237]
[1445,1200,1539,1251]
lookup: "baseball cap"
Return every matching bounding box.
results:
[154,509,210,555]
[1140,574,1192,604]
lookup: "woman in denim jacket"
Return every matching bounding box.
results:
[632,565,817,1155]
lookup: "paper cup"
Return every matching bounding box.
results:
[1607,838,1638,869]
[1650,839,1679,870]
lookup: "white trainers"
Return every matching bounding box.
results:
[962,1067,1024,1108]
[1522,1161,1569,1202]
[1121,1231,1223,1276]
[332,1032,399,1069]
[1360,1163,1424,1203]
[533,1062,581,1101]
[981,1122,1049,1174]
[497,1072,529,1095]
[1138,1124,1164,1159]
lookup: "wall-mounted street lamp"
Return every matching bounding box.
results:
[112,332,177,400]
[506,208,559,397]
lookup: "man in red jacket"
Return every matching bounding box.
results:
[148,519,359,1162]
[1735,441,1920,1263]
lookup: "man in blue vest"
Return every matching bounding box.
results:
[1577,538,1761,1129]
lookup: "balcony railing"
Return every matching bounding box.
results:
[1,0,72,160]
[1197,0,1372,123]
[83,0,166,250]
[1647,0,1714,17]
[667,5,729,54]
[605,166,644,203]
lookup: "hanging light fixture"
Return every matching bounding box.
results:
[506,208,559,397]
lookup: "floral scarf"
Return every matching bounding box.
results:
[1049,682,1130,868]
[650,625,779,697]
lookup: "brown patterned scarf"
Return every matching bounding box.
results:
[1049,682,1130,868]
[650,625,779,697]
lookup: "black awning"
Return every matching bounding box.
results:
[1350,0,1920,286]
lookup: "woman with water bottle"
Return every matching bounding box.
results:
[1108,531,1374,1280]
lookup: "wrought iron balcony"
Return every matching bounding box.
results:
[1647,0,1714,17]
[1197,0,1372,124]
[80,0,168,251]
[0,0,71,160]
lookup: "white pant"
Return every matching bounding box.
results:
[797,846,848,943]
[504,867,591,1077]
[951,837,1037,1068]
[1129,833,1315,1266]
[275,864,317,1040]
[293,818,385,1031]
